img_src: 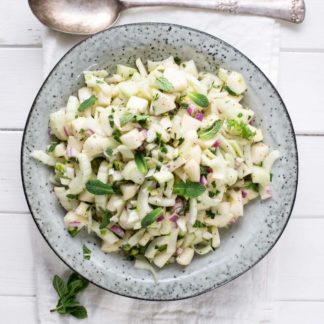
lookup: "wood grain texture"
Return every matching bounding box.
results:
[279,52,324,134]
[0,213,35,296]
[0,131,28,212]
[1,0,323,50]
[0,296,37,324]
[270,218,324,301]
[280,0,324,50]
[275,301,324,324]
[0,0,41,46]
[0,48,42,129]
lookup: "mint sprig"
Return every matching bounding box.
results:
[50,273,89,319]
[155,77,173,92]
[198,120,223,140]
[188,92,209,108]
[173,181,206,198]
[78,95,97,112]
[85,180,115,195]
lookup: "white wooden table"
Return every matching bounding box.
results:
[1,1,324,323]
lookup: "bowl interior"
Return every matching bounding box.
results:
[21,23,298,300]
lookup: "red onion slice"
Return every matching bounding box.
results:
[110,225,125,238]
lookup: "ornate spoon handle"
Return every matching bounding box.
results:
[120,0,305,23]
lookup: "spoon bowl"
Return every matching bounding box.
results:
[29,0,121,34]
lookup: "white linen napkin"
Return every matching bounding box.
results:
[35,7,280,324]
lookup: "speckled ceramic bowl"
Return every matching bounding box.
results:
[21,23,298,300]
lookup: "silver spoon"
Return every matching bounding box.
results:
[29,0,305,35]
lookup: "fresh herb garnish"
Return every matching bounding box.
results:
[134,151,148,174]
[112,160,123,171]
[78,95,97,112]
[68,228,81,238]
[47,142,59,153]
[85,180,114,195]
[208,191,216,198]
[227,119,256,140]
[157,244,168,252]
[120,113,149,126]
[135,115,149,123]
[206,210,216,219]
[152,93,160,101]
[141,208,164,227]
[155,77,173,92]
[245,181,259,192]
[82,245,91,260]
[55,163,65,174]
[193,220,206,228]
[120,113,134,127]
[188,92,209,108]
[224,85,239,96]
[179,102,189,108]
[66,194,78,200]
[50,273,89,319]
[198,120,223,140]
[270,173,273,182]
[112,129,122,143]
[173,181,206,198]
[105,147,113,157]
[200,165,209,176]
[174,57,182,65]
[108,114,114,128]
[99,210,112,229]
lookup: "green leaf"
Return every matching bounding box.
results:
[53,275,67,298]
[67,273,89,295]
[69,305,88,319]
[99,210,112,229]
[105,147,113,157]
[155,77,173,92]
[120,113,134,127]
[55,163,65,174]
[85,180,114,195]
[179,102,189,108]
[188,92,209,108]
[173,181,206,198]
[47,142,59,153]
[227,119,256,140]
[135,115,149,123]
[66,194,78,200]
[193,220,206,228]
[68,228,81,237]
[108,114,115,128]
[78,95,97,112]
[174,57,182,65]
[245,181,259,192]
[223,85,239,96]
[198,120,223,140]
[200,165,209,176]
[83,245,91,260]
[157,244,167,252]
[50,272,89,319]
[134,151,148,174]
[112,129,122,143]
[141,208,164,227]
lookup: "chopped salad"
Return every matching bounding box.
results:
[31,56,280,278]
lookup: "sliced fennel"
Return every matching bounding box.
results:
[31,56,279,278]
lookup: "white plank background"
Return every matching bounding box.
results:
[1,0,324,322]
